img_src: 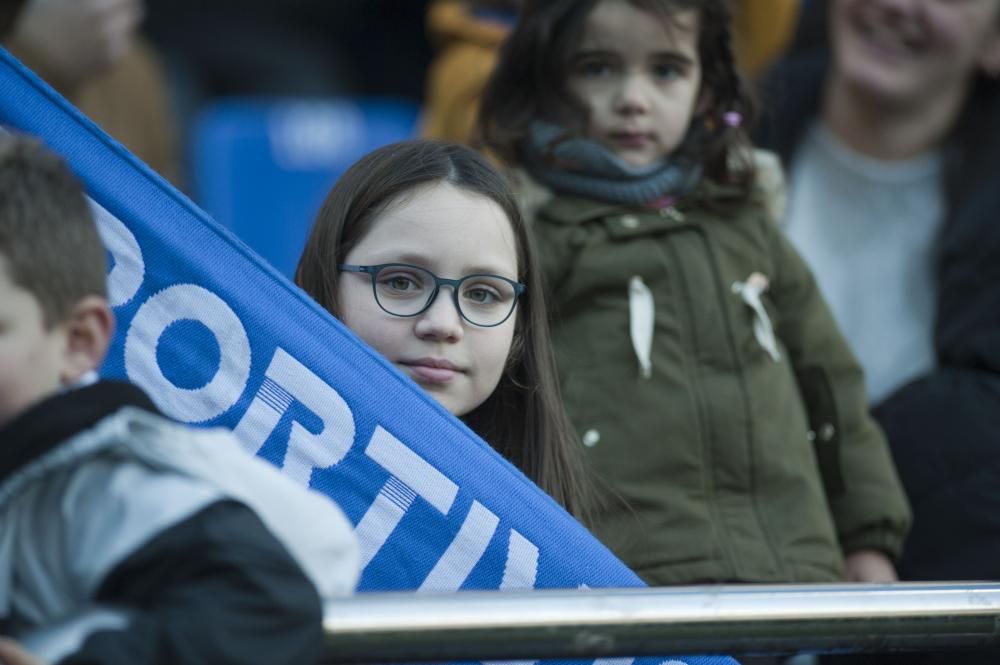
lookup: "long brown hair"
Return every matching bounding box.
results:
[296,139,593,521]
[478,0,758,198]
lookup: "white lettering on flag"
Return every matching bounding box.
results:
[355,426,459,569]
[354,477,417,569]
[91,198,144,308]
[500,530,539,590]
[365,426,459,513]
[419,500,499,592]
[233,347,355,485]
[124,284,251,423]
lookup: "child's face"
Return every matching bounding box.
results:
[337,182,519,417]
[0,259,70,429]
[831,0,1000,106]
[567,0,703,167]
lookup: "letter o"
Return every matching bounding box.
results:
[90,200,144,308]
[125,284,251,423]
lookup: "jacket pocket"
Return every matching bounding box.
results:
[796,366,846,498]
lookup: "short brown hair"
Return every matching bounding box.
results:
[0,132,107,327]
[296,139,593,521]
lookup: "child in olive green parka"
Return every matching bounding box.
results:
[479,0,911,585]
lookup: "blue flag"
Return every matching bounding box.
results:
[0,47,739,665]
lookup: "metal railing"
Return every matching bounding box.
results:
[322,582,1000,662]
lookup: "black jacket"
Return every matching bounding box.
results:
[0,382,359,665]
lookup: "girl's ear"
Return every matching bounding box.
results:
[59,296,115,384]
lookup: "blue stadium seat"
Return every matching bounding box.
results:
[191,98,420,278]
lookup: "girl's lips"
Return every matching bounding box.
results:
[608,132,654,148]
[399,359,463,384]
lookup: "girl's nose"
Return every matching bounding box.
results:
[413,288,464,342]
[878,0,917,10]
[615,74,652,114]
[871,0,921,19]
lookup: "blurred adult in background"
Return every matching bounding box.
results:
[757,2,1000,662]
[422,0,802,143]
[1,0,179,183]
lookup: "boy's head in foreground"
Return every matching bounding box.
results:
[0,132,114,429]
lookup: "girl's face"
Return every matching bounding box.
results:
[566,0,703,167]
[337,182,519,417]
[831,0,1000,107]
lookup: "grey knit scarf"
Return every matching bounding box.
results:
[522,121,702,205]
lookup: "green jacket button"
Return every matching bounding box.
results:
[620,214,640,229]
[660,207,685,222]
[582,429,601,447]
[819,423,836,442]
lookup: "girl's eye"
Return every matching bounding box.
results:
[388,277,415,290]
[464,287,500,305]
[379,273,423,294]
[576,59,614,78]
[462,279,511,307]
[652,62,682,80]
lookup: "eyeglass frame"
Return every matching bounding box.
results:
[338,262,527,328]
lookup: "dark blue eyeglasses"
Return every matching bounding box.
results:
[339,263,526,327]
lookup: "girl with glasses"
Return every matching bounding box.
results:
[295,138,592,522]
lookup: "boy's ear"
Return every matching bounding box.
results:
[60,296,115,384]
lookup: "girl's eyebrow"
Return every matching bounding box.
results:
[650,51,696,65]
[572,48,695,65]
[571,48,619,60]
[362,250,433,265]
[367,251,517,278]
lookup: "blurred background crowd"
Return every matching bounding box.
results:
[0,0,807,195]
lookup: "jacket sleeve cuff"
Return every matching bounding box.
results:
[840,526,906,561]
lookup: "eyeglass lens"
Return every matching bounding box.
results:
[372,264,518,326]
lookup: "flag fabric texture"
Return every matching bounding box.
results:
[0,47,739,665]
